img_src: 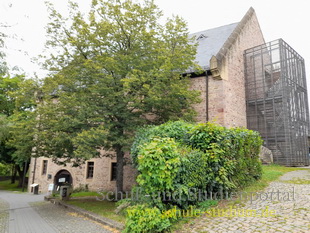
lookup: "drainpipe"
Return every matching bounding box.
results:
[205,71,209,122]
[32,157,37,184]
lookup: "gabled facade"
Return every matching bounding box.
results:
[28,7,309,194]
[189,7,265,127]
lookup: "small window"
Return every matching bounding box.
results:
[87,161,94,178]
[42,160,48,175]
[197,34,208,40]
[111,162,117,181]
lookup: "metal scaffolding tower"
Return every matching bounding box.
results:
[244,39,310,166]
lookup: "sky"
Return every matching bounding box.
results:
[1,0,309,82]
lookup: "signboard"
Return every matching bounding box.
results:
[58,178,66,183]
[48,183,54,191]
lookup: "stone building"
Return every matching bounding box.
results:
[28,7,309,194]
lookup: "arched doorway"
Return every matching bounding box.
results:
[54,169,72,192]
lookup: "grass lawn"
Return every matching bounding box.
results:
[66,199,125,223]
[71,191,100,198]
[242,164,308,193]
[0,179,23,192]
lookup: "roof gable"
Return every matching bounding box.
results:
[190,23,239,70]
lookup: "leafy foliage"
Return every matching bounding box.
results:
[0,162,11,176]
[131,120,263,209]
[38,0,201,191]
[0,74,39,186]
[131,121,193,166]
[188,123,263,190]
[136,137,182,195]
[128,121,263,232]
[125,204,171,233]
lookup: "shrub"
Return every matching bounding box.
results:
[0,163,11,176]
[131,121,193,166]
[173,149,209,208]
[134,122,263,201]
[125,204,171,233]
[136,137,182,196]
[188,123,263,190]
[131,121,263,231]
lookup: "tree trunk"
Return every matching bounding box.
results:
[16,165,23,188]
[16,163,29,188]
[115,145,124,196]
[11,164,17,184]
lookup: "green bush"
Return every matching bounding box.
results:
[188,123,263,190]
[130,121,263,232]
[136,137,182,196]
[0,163,11,176]
[125,204,171,233]
[173,149,209,208]
[132,121,263,199]
[131,121,193,166]
[136,137,210,209]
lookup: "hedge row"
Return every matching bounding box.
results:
[125,121,263,232]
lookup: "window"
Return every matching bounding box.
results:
[87,162,94,178]
[42,160,48,175]
[111,162,117,181]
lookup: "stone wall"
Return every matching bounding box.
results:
[222,9,265,127]
[207,9,265,127]
[207,76,225,124]
[28,153,137,194]
[189,76,207,123]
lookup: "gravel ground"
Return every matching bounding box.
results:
[30,202,117,233]
[177,168,310,233]
[0,198,9,233]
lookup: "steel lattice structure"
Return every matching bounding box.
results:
[244,39,310,166]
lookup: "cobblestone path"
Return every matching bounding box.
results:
[177,169,310,233]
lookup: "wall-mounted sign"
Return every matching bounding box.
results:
[48,183,54,191]
[58,178,66,183]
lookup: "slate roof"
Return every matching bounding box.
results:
[190,22,239,70]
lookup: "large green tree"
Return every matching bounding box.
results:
[0,75,38,187]
[38,0,201,191]
[0,17,38,188]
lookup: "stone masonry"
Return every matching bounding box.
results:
[208,8,265,128]
[28,153,137,194]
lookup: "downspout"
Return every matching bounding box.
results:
[32,157,37,184]
[205,71,209,122]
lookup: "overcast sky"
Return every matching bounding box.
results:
[1,0,309,82]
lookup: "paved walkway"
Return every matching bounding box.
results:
[0,191,113,233]
[177,169,310,233]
